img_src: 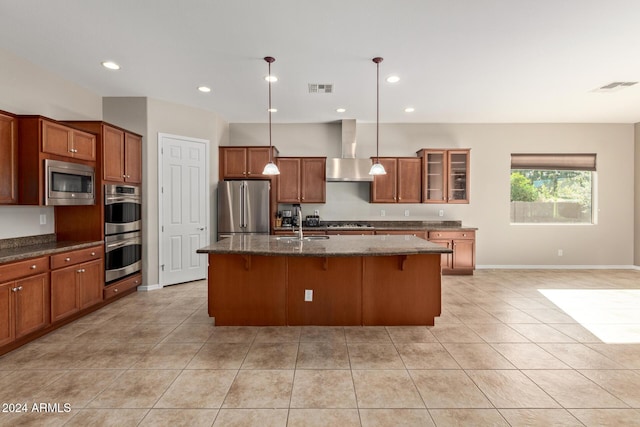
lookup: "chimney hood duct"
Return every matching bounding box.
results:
[326,119,373,182]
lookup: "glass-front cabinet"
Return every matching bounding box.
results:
[418,149,470,204]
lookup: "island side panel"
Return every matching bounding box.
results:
[287,257,363,326]
[362,254,442,326]
[208,254,287,326]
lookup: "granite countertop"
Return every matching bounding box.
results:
[197,234,452,257]
[0,234,104,264]
[274,220,477,232]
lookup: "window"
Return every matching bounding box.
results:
[510,153,596,224]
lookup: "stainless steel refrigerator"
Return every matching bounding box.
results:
[217,180,270,240]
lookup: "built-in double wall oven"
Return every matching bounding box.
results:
[104,184,142,284]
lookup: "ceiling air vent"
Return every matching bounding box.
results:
[593,81,638,92]
[308,83,333,94]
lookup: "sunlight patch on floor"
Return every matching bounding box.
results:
[538,289,640,344]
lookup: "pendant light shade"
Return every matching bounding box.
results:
[369,56,386,176]
[262,56,280,175]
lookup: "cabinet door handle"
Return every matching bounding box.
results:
[91,252,96,256]
[77,268,85,273]
[12,287,18,292]
[126,175,130,178]
[123,174,127,178]
[65,257,71,262]
[30,264,37,269]
[17,286,23,291]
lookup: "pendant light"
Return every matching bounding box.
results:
[262,56,280,175]
[369,57,386,176]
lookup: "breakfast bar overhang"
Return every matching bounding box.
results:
[197,234,452,326]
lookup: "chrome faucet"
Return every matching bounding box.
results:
[296,206,303,240]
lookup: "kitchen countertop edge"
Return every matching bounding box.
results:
[0,240,105,264]
[198,235,452,257]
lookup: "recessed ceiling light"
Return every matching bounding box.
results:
[198,86,211,93]
[404,107,415,113]
[336,108,346,113]
[267,108,278,113]
[386,75,400,83]
[265,76,278,82]
[101,61,120,70]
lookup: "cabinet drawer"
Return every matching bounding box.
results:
[51,245,103,270]
[104,273,141,300]
[428,230,475,240]
[0,257,48,283]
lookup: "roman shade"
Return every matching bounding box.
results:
[510,153,597,171]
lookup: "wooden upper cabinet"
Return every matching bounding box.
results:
[300,158,326,203]
[124,133,142,183]
[419,149,470,204]
[370,158,397,203]
[219,146,279,180]
[276,157,326,203]
[247,147,272,176]
[103,126,141,184]
[66,121,143,185]
[0,112,18,204]
[370,158,421,203]
[221,147,248,178]
[397,158,422,203]
[276,158,301,202]
[42,120,96,161]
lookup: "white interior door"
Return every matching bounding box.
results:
[159,133,209,286]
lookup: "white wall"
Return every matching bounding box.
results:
[635,123,640,267]
[0,47,102,239]
[143,98,227,286]
[230,122,636,267]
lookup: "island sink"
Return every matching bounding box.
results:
[276,235,331,241]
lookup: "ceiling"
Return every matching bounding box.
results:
[2,0,640,124]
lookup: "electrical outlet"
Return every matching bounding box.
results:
[304,289,313,302]
[39,214,46,225]
[438,209,444,217]
[314,209,319,216]
[404,209,410,217]
[558,249,563,257]
[380,209,385,217]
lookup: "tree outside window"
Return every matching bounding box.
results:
[510,168,594,224]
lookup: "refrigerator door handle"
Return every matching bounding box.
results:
[243,181,249,228]
[239,182,245,228]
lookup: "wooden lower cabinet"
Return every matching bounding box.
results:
[206,253,443,326]
[287,257,362,325]
[51,258,103,323]
[50,245,104,323]
[428,230,475,274]
[104,273,142,300]
[0,273,50,346]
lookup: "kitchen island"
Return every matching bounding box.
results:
[197,234,452,326]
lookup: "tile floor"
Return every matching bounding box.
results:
[1,269,640,426]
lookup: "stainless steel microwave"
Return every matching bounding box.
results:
[44,159,95,205]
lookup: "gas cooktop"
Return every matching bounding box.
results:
[327,223,374,229]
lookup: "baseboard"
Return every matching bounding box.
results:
[477,265,639,270]
[137,283,163,292]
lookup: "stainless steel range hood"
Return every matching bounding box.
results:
[326,119,373,182]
